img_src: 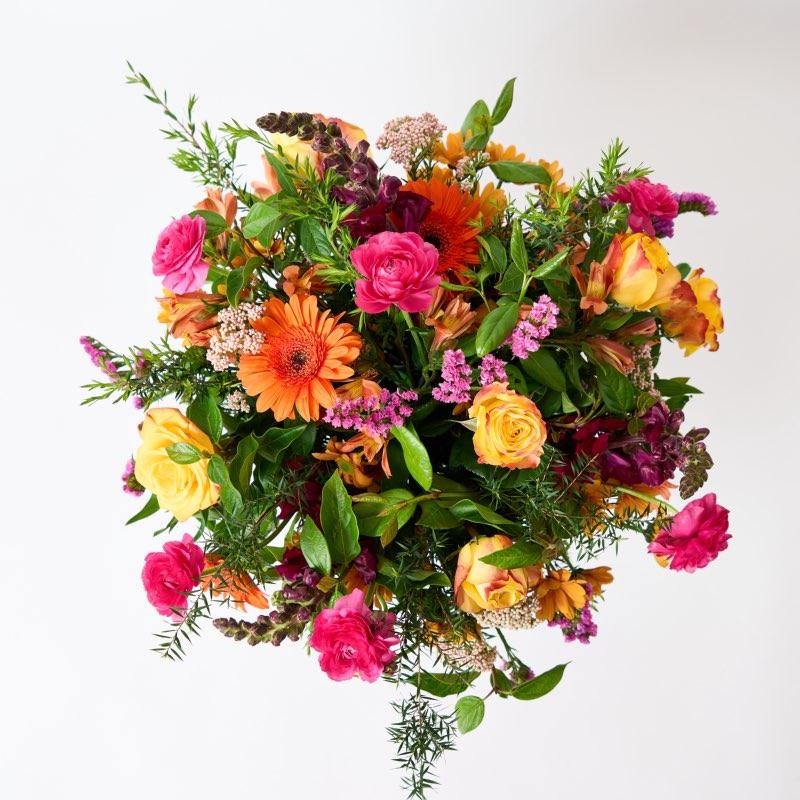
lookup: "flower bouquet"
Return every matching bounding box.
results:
[83,67,730,796]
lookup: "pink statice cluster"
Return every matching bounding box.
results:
[324,388,417,439]
[376,113,446,170]
[507,295,559,359]
[432,349,472,404]
[121,458,144,496]
[548,586,597,644]
[479,354,508,387]
[80,336,118,378]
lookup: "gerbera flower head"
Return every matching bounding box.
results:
[401,178,482,278]
[238,294,361,421]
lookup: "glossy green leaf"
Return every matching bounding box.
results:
[413,671,479,698]
[166,443,202,464]
[390,424,432,490]
[125,494,160,525]
[460,99,490,137]
[455,695,486,734]
[511,663,568,700]
[489,161,551,184]
[521,349,567,392]
[480,540,543,569]
[491,77,516,124]
[531,248,571,279]
[598,364,635,414]
[300,516,331,576]
[417,501,460,530]
[300,217,332,259]
[258,424,310,461]
[242,199,282,238]
[475,302,519,357]
[228,434,258,494]
[449,499,517,530]
[320,472,361,566]
[189,209,228,238]
[187,393,223,442]
[207,455,243,516]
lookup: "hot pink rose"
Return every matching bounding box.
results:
[352,231,440,314]
[152,215,209,293]
[609,178,678,237]
[648,493,730,572]
[141,534,205,620]
[309,588,399,682]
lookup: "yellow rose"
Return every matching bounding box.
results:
[609,233,681,310]
[134,408,219,521]
[454,535,540,613]
[468,382,547,470]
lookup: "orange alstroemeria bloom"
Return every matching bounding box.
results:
[195,188,237,228]
[281,264,326,298]
[202,554,269,611]
[157,290,223,347]
[660,268,724,355]
[238,294,361,421]
[571,236,620,315]
[313,432,389,491]
[535,569,587,620]
[585,337,634,374]
[252,153,281,199]
[425,289,477,350]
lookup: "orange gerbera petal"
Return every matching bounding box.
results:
[402,178,483,279]
[238,294,361,421]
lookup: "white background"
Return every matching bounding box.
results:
[3,1,798,798]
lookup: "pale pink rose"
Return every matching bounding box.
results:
[141,534,205,620]
[352,231,440,314]
[648,493,730,572]
[152,215,209,293]
[309,588,399,682]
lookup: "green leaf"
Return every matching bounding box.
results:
[353,489,416,537]
[165,443,202,464]
[531,248,571,279]
[390,424,432,490]
[480,540,543,569]
[126,494,160,525]
[460,99,490,138]
[597,364,635,414]
[264,152,297,195]
[228,433,258,494]
[189,209,228,238]
[320,472,361,566]
[417,501,460,530]
[413,671,479,698]
[676,261,691,279]
[300,517,331,576]
[187,393,223,442]
[511,663,568,700]
[242,199,281,239]
[475,302,520,357]
[225,267,246,306]
[300,218,333,259]
[497,219,528,295]
[489,161,551,185]
[654,377,702,397]
[257,424,310,461]
[449,499,517,531]
[481,234,507,273]
[207,455,243,516]
[521,349,567,392]
[491,77,516,125]
[455,695,485,734]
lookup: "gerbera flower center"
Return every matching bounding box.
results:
[269,330,325,384]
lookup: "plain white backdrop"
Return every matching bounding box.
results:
[3,1,799,797]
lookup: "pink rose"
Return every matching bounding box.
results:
[141,534,205,620]
[309,588,399,682]
[152,215,209,293]
[352,231,440,314]
[648,493,730,572]
[609,179,678,237]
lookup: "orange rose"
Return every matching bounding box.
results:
[468,383,547,470]
[454,535,540,613]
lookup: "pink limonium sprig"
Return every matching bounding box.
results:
[506,295,559,360]
[432,349,473,404]
[479,354,508,387]
[324,388,417,439]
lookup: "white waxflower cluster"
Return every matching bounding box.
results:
[435,633,498,673]
[207,303,264,371]
[473,595,542,630]
[376,113,446,170]
[222,390,251,414]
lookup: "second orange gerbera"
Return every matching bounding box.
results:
[402,178,482,277]
[238,294,361,421]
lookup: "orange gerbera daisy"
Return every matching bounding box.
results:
[238,294,361,421]
[402,178,482,277]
